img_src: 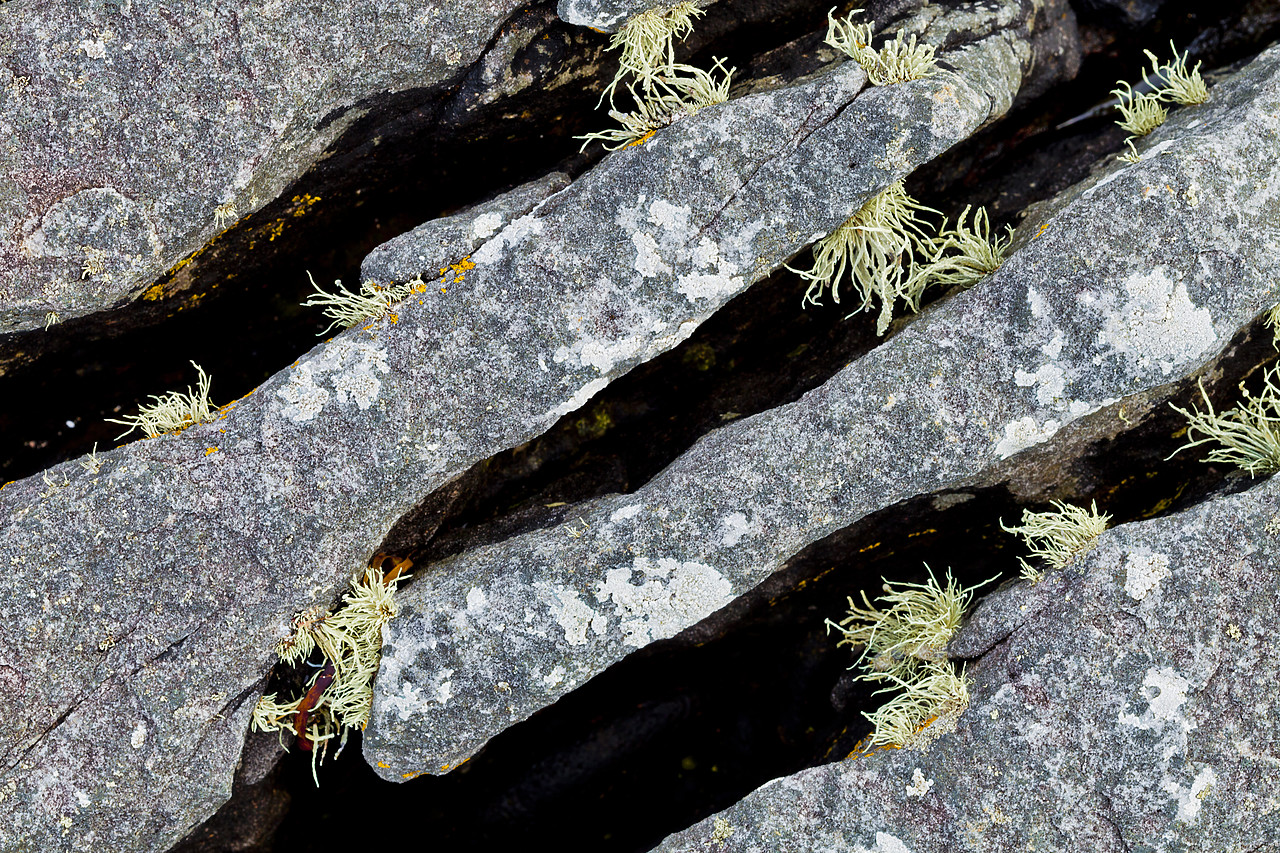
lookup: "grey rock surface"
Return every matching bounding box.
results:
[360,172,571,285]
[557,0,720,32]
[654,471,1280,852]
[364,42,1280,779]
[0,0,525,336]
[0,0,1065,845]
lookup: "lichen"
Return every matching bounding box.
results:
[599,1,707,107]
[788,181,939,336]
[1168,366,1280,476]
[828,566,991,750]
[1142,42,1208,106]
[825,8,936,86]
[1111,80,1168,137]
[915,205,1012,290]
[577,59,732,151]
[1001,500,1111,583]
[252,555,411,785]
[301,272,428,335]
[106,361,218,439]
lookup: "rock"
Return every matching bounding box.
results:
[359,172,572,285]
[0,0,527,355]
[654,467,1280,852]
[556,0,720,33]
[1074,0,1169,26]
[0,0,1070,844]
[362,40,1279,780]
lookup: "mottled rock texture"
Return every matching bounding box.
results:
[0,0,1073,845]
[0,0,525,338]
[360,172,571,286]
[655,471,1280,853]
[557,0,721,32]
[363,41,1280,779]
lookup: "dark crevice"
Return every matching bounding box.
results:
[242,320,1276,853]
[910,0,1280,228]
[372,0,1280,571]
[0,0,860,487]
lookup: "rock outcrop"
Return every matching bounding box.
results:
[363,40,1280,780]
[655,469,1280,852]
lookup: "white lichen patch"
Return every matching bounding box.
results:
[995,415,1062,459]
[632,231,673,278]
[536,581,607,646]
[1014,363,1067,407]
[1163,766,1216,823]
[541,377,611,425]
[595,557,735,646]
[719,511,758,547]
[470,211,504,241]
[677,233,743,302]
[1123,548,1172,600]
[855,832,914,853]
[471,213,545,265]
[465,586,487,613]
[1096,267,1216,375]
[129,721,146,749]
[610,503,644,523]
[905,768,934,797]
[542,665,567,688]
[276,339,390,422]
[1118,666,1191,731]
[676,271,745,301]
[649,199,692,232]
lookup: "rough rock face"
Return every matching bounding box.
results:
[557,0,721,32]
[363,42,1280,779]
[655,471,1280,852]
[360,172,572,285]
[0,0,525,337]
[0,0,1071,846]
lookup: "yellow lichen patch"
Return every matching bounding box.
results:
[204,447,218,456]
[290,193,321,217]
[142,282,167,301]
[626,129,658,148]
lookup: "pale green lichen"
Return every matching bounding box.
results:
[252,557,410,784]
[1111,80,1168,137]
[1169,367,1280,476]
[826,566,983,682]
[106,361,218,439]
[302,272,427,336]
[915,205,1012,290]
[577,59,732,151]
[862,659,970,750]
[1001,500,1110,583]
[601,2,706,105]
[828,566,989,749]
[825,7,935,86]
[789,181,939,336]
[1142,42,1208,106]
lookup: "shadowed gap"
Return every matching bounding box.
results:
[184,316,1277,853]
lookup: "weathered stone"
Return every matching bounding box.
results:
[360,172,571,285]
[557,0,721,32]
[0,0,526,337]
[363,42,1279,780]
[655,469,1280,852]
[0,0,1068,844]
